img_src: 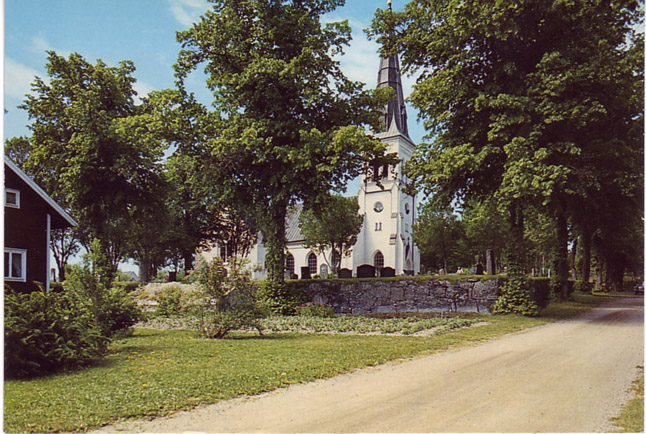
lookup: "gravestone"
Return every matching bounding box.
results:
[381,267,396,277]
[357,264,375,278]
[300,266,311,280]
[472,256,484,275]
[338,268,352,278]
[319,264,328,279]
[485,249,496,275]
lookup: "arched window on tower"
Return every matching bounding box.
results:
[374,251,384,273]
[307,253,318,276]
[286,253,295,277]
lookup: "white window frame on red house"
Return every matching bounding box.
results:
[5,248,27,282]
[5,188,20,208]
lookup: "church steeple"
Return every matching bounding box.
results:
[376,0,409,138]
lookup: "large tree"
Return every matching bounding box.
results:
[374,0,643,303]
[15,51,167,279]
[413,203,469,274]
[175,0,392,288]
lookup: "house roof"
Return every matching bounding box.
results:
[5,157,77,229]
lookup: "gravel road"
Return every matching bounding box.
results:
[94,297,643,433]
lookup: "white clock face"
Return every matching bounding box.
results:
[374,201,383,213]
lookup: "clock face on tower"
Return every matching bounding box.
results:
[374,201,384,213]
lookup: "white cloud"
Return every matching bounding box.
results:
[31,36,52,53]
[132,80,156,104]
[4,57,44,101]
[168,0,210,27]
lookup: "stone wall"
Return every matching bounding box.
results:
[288,277,504,315]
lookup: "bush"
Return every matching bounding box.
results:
[154,285,186,317]
[4,287,108,379]
[573,280,592,293]
[189,256,267,339]
[258,281,306,315]
[295,302,336,318]
[492,274,540,316]
[64,263,143,337]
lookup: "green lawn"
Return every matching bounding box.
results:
[4,292,621,433]
[613,367,644,433]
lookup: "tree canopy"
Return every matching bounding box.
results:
[14,51,167,278]
[374,0,643,300]
[175,0,392,286]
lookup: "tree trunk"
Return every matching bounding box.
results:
[139,260,150,283]
[570,237,578,280]
[506,201,526,276]
[596,256,604,290]
[580,227,591,285]
[552,198,570,300]
[263,199,288,285]
[183,251,194,273]
[606,253,625,292]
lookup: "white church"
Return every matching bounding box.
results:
[203,36,420,279]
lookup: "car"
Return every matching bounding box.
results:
[633,283,644,295]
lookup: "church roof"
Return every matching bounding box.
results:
[376,1,410,139]
[286,203,305,243]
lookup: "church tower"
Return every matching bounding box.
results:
[353,2,419,276]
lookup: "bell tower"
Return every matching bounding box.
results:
[353,1,419,276]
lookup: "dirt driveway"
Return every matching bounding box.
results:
[95,297,643,433]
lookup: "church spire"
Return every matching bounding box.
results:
[376,1,409,138]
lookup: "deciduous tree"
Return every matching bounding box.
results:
[16,52,166,280]
[374,0,643,307]
[175,0,391,290]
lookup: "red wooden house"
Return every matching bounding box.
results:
[4,157,76,292]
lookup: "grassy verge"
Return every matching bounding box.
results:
[613,367,644,433]
[4,292,617,433]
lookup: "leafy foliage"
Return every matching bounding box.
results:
[189,256,267,338]
[376,0,643,299]
[295,302,336,318]
[258,280,307,316]
[154,285,188,318]
[174,0,392,288]
[4,287,108,379]
[13,51,167,276]
[64,254,143,338]
[492,274,540,317]
[413,202,470,274]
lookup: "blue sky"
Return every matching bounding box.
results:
[3,0,425,274]
[4,0,425,144]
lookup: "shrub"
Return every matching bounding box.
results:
[64,263,143,337]
[492,274,540,316]
[154,285,186,317]
[295,302,336,318]
[4,286,108,379]
[573,280,592,293]
[258,281,306,315]
[189,256,267,339]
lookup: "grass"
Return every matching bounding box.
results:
[613,367,644,433]
[4,292,619,433]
